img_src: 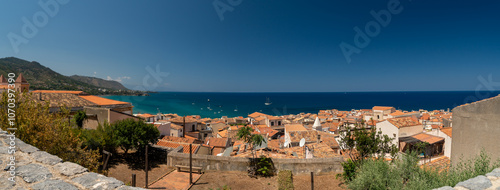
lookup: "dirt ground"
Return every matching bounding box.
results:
[106,148,174,188]
[190,171,345,190]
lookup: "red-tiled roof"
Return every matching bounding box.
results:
[79,95,131,106]
[388,117,421,128]
[440,127,452,138]
[161,136,196,144]
[411,133,444,144]
[156,140,198,154]
[31,90,86,95]
[373,106,394,111]
[204,137,229,148]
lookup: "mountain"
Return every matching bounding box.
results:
[0,57,140,95]
[70,75,128,90]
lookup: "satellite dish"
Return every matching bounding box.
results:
[299,138,306,147]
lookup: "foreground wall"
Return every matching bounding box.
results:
[451,95,500,165]
[0,129,144,190]
[167,146,344,175]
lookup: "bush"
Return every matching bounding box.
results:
[113,118,160,153]
[256,155,275,177]
[278,170,294,190]
[0,92,101,172]
[348,150,500,190]
[80,122,119,153]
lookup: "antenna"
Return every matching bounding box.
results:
[299,138,306,147]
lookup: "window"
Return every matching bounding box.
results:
[393,133,396,137]
[192,124,195,131]
[271,122,274,126]
[278,121,281,126]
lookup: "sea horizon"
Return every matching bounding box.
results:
[103,91,500,118]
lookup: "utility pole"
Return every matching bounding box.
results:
[311,172,314,190]
[145,145,149,188]
[189,144,193,185]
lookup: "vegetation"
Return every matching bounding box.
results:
[278,170,294,190]
[0,57,149,95]
[113,118,160,154]
[0,92,101,172]
[348,150,500,190]
[209,185,231,190]
[256,155,275,177]
[73,110,87,128]
[337,120,398,181]
[236,126,272,177]
[80,122,119,154]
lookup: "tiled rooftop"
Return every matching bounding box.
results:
[388,117,421,128]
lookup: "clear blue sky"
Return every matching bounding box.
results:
[1,0,499,92]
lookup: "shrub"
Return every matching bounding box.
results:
[113,118,160,153]
[256,155,275,177]
[348,149,500,190]
[0,92,101,172]
[278,170,294,190]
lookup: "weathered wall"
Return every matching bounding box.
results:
[451,96,500,165]
[167,146,344,175]
[0,129,144,190]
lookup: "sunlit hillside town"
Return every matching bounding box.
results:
[2,74,456,168]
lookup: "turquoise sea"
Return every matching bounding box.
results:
[103,91,500,118]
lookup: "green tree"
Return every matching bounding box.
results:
[337,119,398,182]
[113,118,159,154]
[73,110,87,128]
[236,126,271,177]
[80,122,119,153]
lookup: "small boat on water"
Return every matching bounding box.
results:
[234,106,238,112]
[207,99,210,102]
[265,97,272,105]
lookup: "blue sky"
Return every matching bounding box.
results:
[1,0,499,92]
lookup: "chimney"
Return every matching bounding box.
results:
[39,92,42,101]
[317,134,321,143]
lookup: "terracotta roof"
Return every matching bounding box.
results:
[171,123,183,130]
[254,127,279,137]
[0,75,6,83]
[218,130,228,138]
[79,95,131,106]
[169,117,197,123]
[32,93,96,108]
[15,73,27,83]
[161,136,196,144]
[422,156,450,171]
[248,112,269,118]
[137,113,155,118]
[254,117,266,121]
[431,125,442,129]
[411,133,444,144]
[285,124,307,132]
[31,90,86,95]
[373,106,394,111]
[388,117,421,128]
[421,113,431,120]
[267,115,282,120]
[390,110,405,116]
[156,140,198,154]
[440,127,452,138]
[204,137,229,148]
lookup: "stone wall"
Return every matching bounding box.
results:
[434,168,500,190]
[167,146,344,175]
[451,95,500,165]
[0,130,145,190]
